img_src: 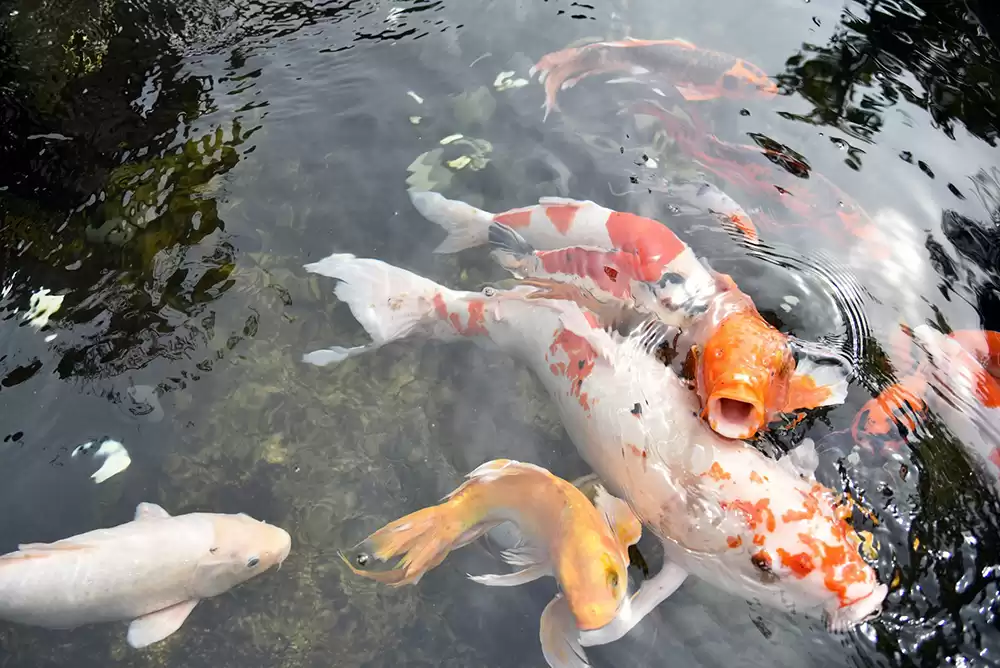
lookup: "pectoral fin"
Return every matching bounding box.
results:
[126,599,199,649]
[540,595,593,668]
[467,563,551,587]
[783,356,850,412]
[592,484,642,550]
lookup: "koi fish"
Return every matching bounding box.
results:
[853,325,1000,477]
[302,253,887,666]
[629,99,885,254]
[343,458,640,639]
[0,503,291,648]
[530,38,779,120]
[409,189,849,440]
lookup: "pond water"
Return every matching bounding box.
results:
[2,0,1000,666]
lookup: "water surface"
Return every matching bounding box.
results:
[2,0,1000,666]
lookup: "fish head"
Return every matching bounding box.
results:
[697,310,795,440]
[699,454,887,631]
[554,531,630,631]
[195,513,292,596]
[719,59,779,98]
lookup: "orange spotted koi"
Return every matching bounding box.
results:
[530,37,779,121]
[409,189,850,441]
[303,253,887,663]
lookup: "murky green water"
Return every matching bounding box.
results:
[2,0,1000,666]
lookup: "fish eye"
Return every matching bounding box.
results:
[721,74,739,90]
[247,556,260,569]
[355,553,370,567]
[606,568,620,591]
[751,552,779,583]
[482,286,497,297]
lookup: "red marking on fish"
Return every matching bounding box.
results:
[753,534,766,546]
[604,266,619,281]
[605,212,685,275]
[727,536,742,549]
[494,209,534,229]
[990,449,1000,469]
[433,293,489,337]
[537,248,635,299]
[464,300,489,336]
[544,204,578,234]
[547,328,597,411]
[797,521,872,607]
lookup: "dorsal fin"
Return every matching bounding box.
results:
[135,502,171,521]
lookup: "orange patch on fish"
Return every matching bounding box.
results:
[723,498,776,533]
[749,471,764,484]
[704,462,732,482]
[776,548,815,578]
[433,293,490,337]
[781,490,821,523]
[797,525,872,607]
[753,534,766,546]
[727,536,742,548]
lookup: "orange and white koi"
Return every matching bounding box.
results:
[853,325,1000,478]
[530,37,779,120]
[343,458,640,642]
[302,253,887,665]
[409,190,849,441]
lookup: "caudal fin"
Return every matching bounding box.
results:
[302,253,453,366]
[340,506,461,587]
[408,190,495,253]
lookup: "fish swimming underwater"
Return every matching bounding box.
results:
[409,189,849,440]
[0,503,291,648]
[853,325,1000,480]
[628,99,885,254]
[302,253,887,664]
[343,458,642,657]
[530,37,779,121]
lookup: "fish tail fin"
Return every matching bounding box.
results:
[408,190,495,253]
[341,460,540,586]
[488,222,540,276]
[302,253,461,366]
[341,505,466,587]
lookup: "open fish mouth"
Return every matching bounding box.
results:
[706,394,765,440]
[824,583,889,633]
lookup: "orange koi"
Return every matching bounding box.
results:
[342,459,639,634]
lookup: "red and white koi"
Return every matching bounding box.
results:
[302,253,887,666]
[409,189,849,441]
[530,38,779,121]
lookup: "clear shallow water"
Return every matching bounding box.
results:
[1,0,999,666]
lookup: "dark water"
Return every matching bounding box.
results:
[1,0,999,666]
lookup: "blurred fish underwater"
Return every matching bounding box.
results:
[2,0,1000,667]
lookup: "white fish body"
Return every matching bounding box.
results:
[303,254,887,639]
[0,503,291,648]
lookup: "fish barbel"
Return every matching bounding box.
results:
[342,458,641,633]
[302,253,887,665]
[0,503,291,648]
[529,37,779,121]
[409,189,849,441]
